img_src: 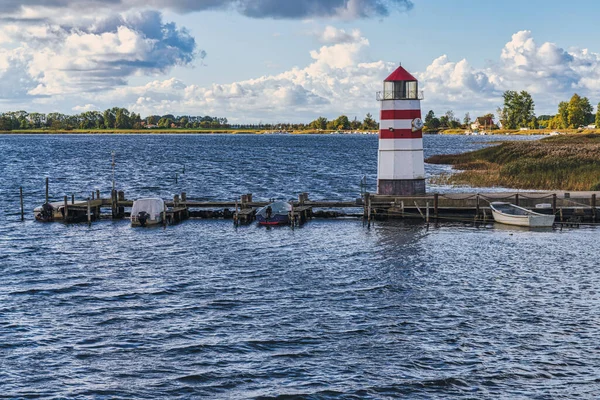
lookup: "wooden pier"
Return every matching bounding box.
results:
[26,182,600,227]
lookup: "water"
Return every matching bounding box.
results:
[1,134,598,399]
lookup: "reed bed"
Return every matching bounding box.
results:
[426,134,600,191]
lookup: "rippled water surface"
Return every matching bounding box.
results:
[1,134,599,399]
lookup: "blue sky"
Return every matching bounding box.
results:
[0,0,599,122]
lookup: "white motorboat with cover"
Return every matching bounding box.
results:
[490,202,555,227]
[131,198,165,227]
[256,201,292,226]
[34,201,66,222]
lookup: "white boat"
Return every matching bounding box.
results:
[34,201,66,222]
[131,198,165,227]
[490,202,555,227]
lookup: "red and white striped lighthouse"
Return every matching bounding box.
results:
[376,65,425,195]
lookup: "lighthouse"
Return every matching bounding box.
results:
[376,65,426,196]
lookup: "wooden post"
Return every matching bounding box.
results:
[290,202,295,228]
[181,192,187,202]
[63,195,68,221]
[559,207,563,223]
[426,201,430,223]
[96,189,100,200]
[401,201,404,218]
[71,194,74,205]
[45,177,49,204]
[592,194,597,222]
[175,173,178,184]
[20,187,24,221]
[247,193,253,203]
[476,194,480,220]
[434,193,439,219]
[515,193,520,206]
[91,191,95,200]
[367,196,372,228]
[163,202,167,228]
[363,192,370,219]
[174,194,180,207]
[234,200,239,226]
[552,194,557,215]
[87,198,91,226]
[111,189,117,219]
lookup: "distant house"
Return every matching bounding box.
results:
[471,116,495,131]
[586,124,597,129]
[145,124,158,129]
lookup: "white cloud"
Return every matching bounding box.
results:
[72,104,98,112]
[418,30,600,116]
[0,10,196,100]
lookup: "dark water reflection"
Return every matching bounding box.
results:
[1,134,597,398]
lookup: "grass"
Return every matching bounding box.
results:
[426,134,600,191]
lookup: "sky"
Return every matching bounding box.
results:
[0,0,599,123]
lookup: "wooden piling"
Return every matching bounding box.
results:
[175,173,178,184]
[20,187,24,221]
[96,189,100,200]
[91,191,95,200]
[434,193,439,219]
[63,195,68,221]
[515,193,519,206]
[234,200,239,226]
[45,177,49,204]
[592,194,597,222]
[87,198,91,226]
[426,201,430,223]
[476,194,480,220]
[559,207,563,223]
[552,194,557,215]
[181,192,187,202]
[71,194,74,205]
[367,196,372,228]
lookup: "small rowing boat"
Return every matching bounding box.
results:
[490,202,555,227]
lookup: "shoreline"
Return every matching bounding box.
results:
[0,129,378,135]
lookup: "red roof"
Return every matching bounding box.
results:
[385,66,417,82]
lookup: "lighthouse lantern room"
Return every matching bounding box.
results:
[376,65,426,196]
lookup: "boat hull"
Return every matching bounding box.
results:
[256,214,289,226]
[490,207,555,228]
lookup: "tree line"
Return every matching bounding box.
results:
[0,109,380,132]
[425,90,600,132]
[0,108,230,131]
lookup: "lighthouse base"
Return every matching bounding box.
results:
[377,179,426,196]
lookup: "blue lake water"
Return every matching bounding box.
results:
[1,134,599,398]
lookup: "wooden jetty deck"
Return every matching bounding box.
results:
[25,183,600,227]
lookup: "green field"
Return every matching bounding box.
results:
[426,134,600,191]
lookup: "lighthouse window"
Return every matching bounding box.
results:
[406,81,418,99]
[383,81,418,100]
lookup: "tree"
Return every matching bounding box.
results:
[463,112,471,127]
[596,103,600,128]
[501,90,535,129]
[567,94,592,128]
[115,108,131,129]
[362,113,377,130]
[332,115,350,130]
[557,101,569,129]
[309,116,328,130]
[424,110,440,130]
